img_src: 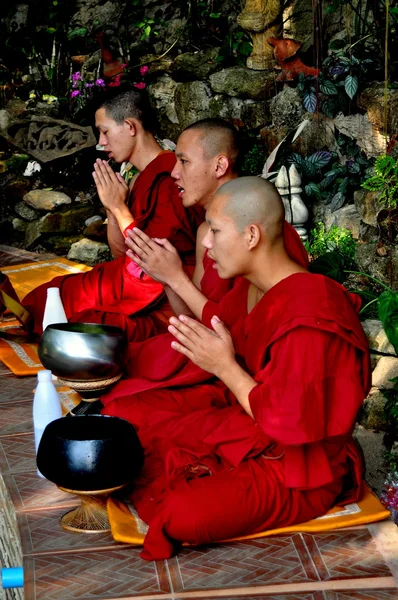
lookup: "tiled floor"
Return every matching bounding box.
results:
[1,244,398,600]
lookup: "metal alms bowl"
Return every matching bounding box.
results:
[38,323,127,382]
[37,415,144,491]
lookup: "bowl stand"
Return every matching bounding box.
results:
[58,484,125,533]
[57,374,122,416]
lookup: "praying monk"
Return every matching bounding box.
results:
[0,90,202,337]
[99,119,308,404]
[103,177,370,561]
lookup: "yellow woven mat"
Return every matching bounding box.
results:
[107,483,390,546]
[0,258,92,376]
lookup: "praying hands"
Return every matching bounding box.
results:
[92,159,129,213]
[169,314,256,417]
[168,314,236,377]
[125,227,186,285]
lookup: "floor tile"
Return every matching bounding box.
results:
[0,400,33,436]
[0,374,36,404]
[169,536,317,592]
[23,550,171,599]
[325,591,398,599]
[18,507,131,555]
[174,595,325,600]
[0,433,36,473]
[304,530,392,580]
[3,471,76,512]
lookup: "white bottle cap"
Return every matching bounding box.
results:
[47,288,60,296]
[37,369,52,382]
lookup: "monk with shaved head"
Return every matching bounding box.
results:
[103,177,370,561]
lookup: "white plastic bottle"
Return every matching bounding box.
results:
[42,287,67,331]
[33,369,63,478]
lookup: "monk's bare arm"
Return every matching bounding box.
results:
[93,160,136,258]
[169,314,257,418]
[126,222,209,319]
[163,223,207,317]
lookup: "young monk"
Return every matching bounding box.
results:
[0,90,202,338]
[103,177,371,561]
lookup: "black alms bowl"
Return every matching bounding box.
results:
[37,415,144,491]
[38,323,127,382]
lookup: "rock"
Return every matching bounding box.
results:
[325,204,361,239]
[354,189,382,227]
[362,319,396,369]
[23,190,72,211]
[241,100,268,130]
[209,67,275,100]
[269,87,307,131]
[358,83,398,139]
[85,215,103,227]
[67,238,112,266]
[24,206,97,248]
[355,242,398,289]
[70,1,126,31]
[12,218,28,233]
[174,81,213,130]
[372,357,398,389]
[83,219,107,241]
[148,74,179,127]
[331,112,385,158]
[359,387,388,431]
[14,201,39,221]
[5,178,31,200]
[362,319,396,355]
[291,117,340,157]
[172,48,221,80]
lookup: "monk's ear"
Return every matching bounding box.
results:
[125,118,137,137]
[246,224,261,249]
[215,155,229,179]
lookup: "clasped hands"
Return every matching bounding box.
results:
[92,159,129,212]
[168,314,236,378]
[125,227,185,285]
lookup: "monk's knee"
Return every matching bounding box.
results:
[159,484,216,545]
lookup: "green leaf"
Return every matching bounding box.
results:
[345,74,358,99]
[309,251,346,283]
[238,41,253,56]
[320,79,338,95]
[330,191,345,212]
[308,151,333,169]
[362,176,385,191]
[303,91,317,114]
[210,12,221,18]
[68,27,88,39]
[305,182,323,201]
[347,161,361,174]
[378,291,398,354]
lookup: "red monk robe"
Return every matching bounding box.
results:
[103,273,370,560]
[22,152,203,338]
[100,220,309,404]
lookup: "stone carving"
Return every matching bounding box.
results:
[274,164,308,240]
[2,116,97,162]
[237,0,282,70]
[268,38,321,80]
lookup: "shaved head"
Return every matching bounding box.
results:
[213,177,285,243]
[183,118,241,172]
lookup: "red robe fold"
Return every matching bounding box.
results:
[103,273,370,560]
[23,152,203,337]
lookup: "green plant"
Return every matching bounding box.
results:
[361,154,398,210]
[306,223,357,263]
[310,253,398,354]
[288,133,373,212]
[297,48,374,117]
